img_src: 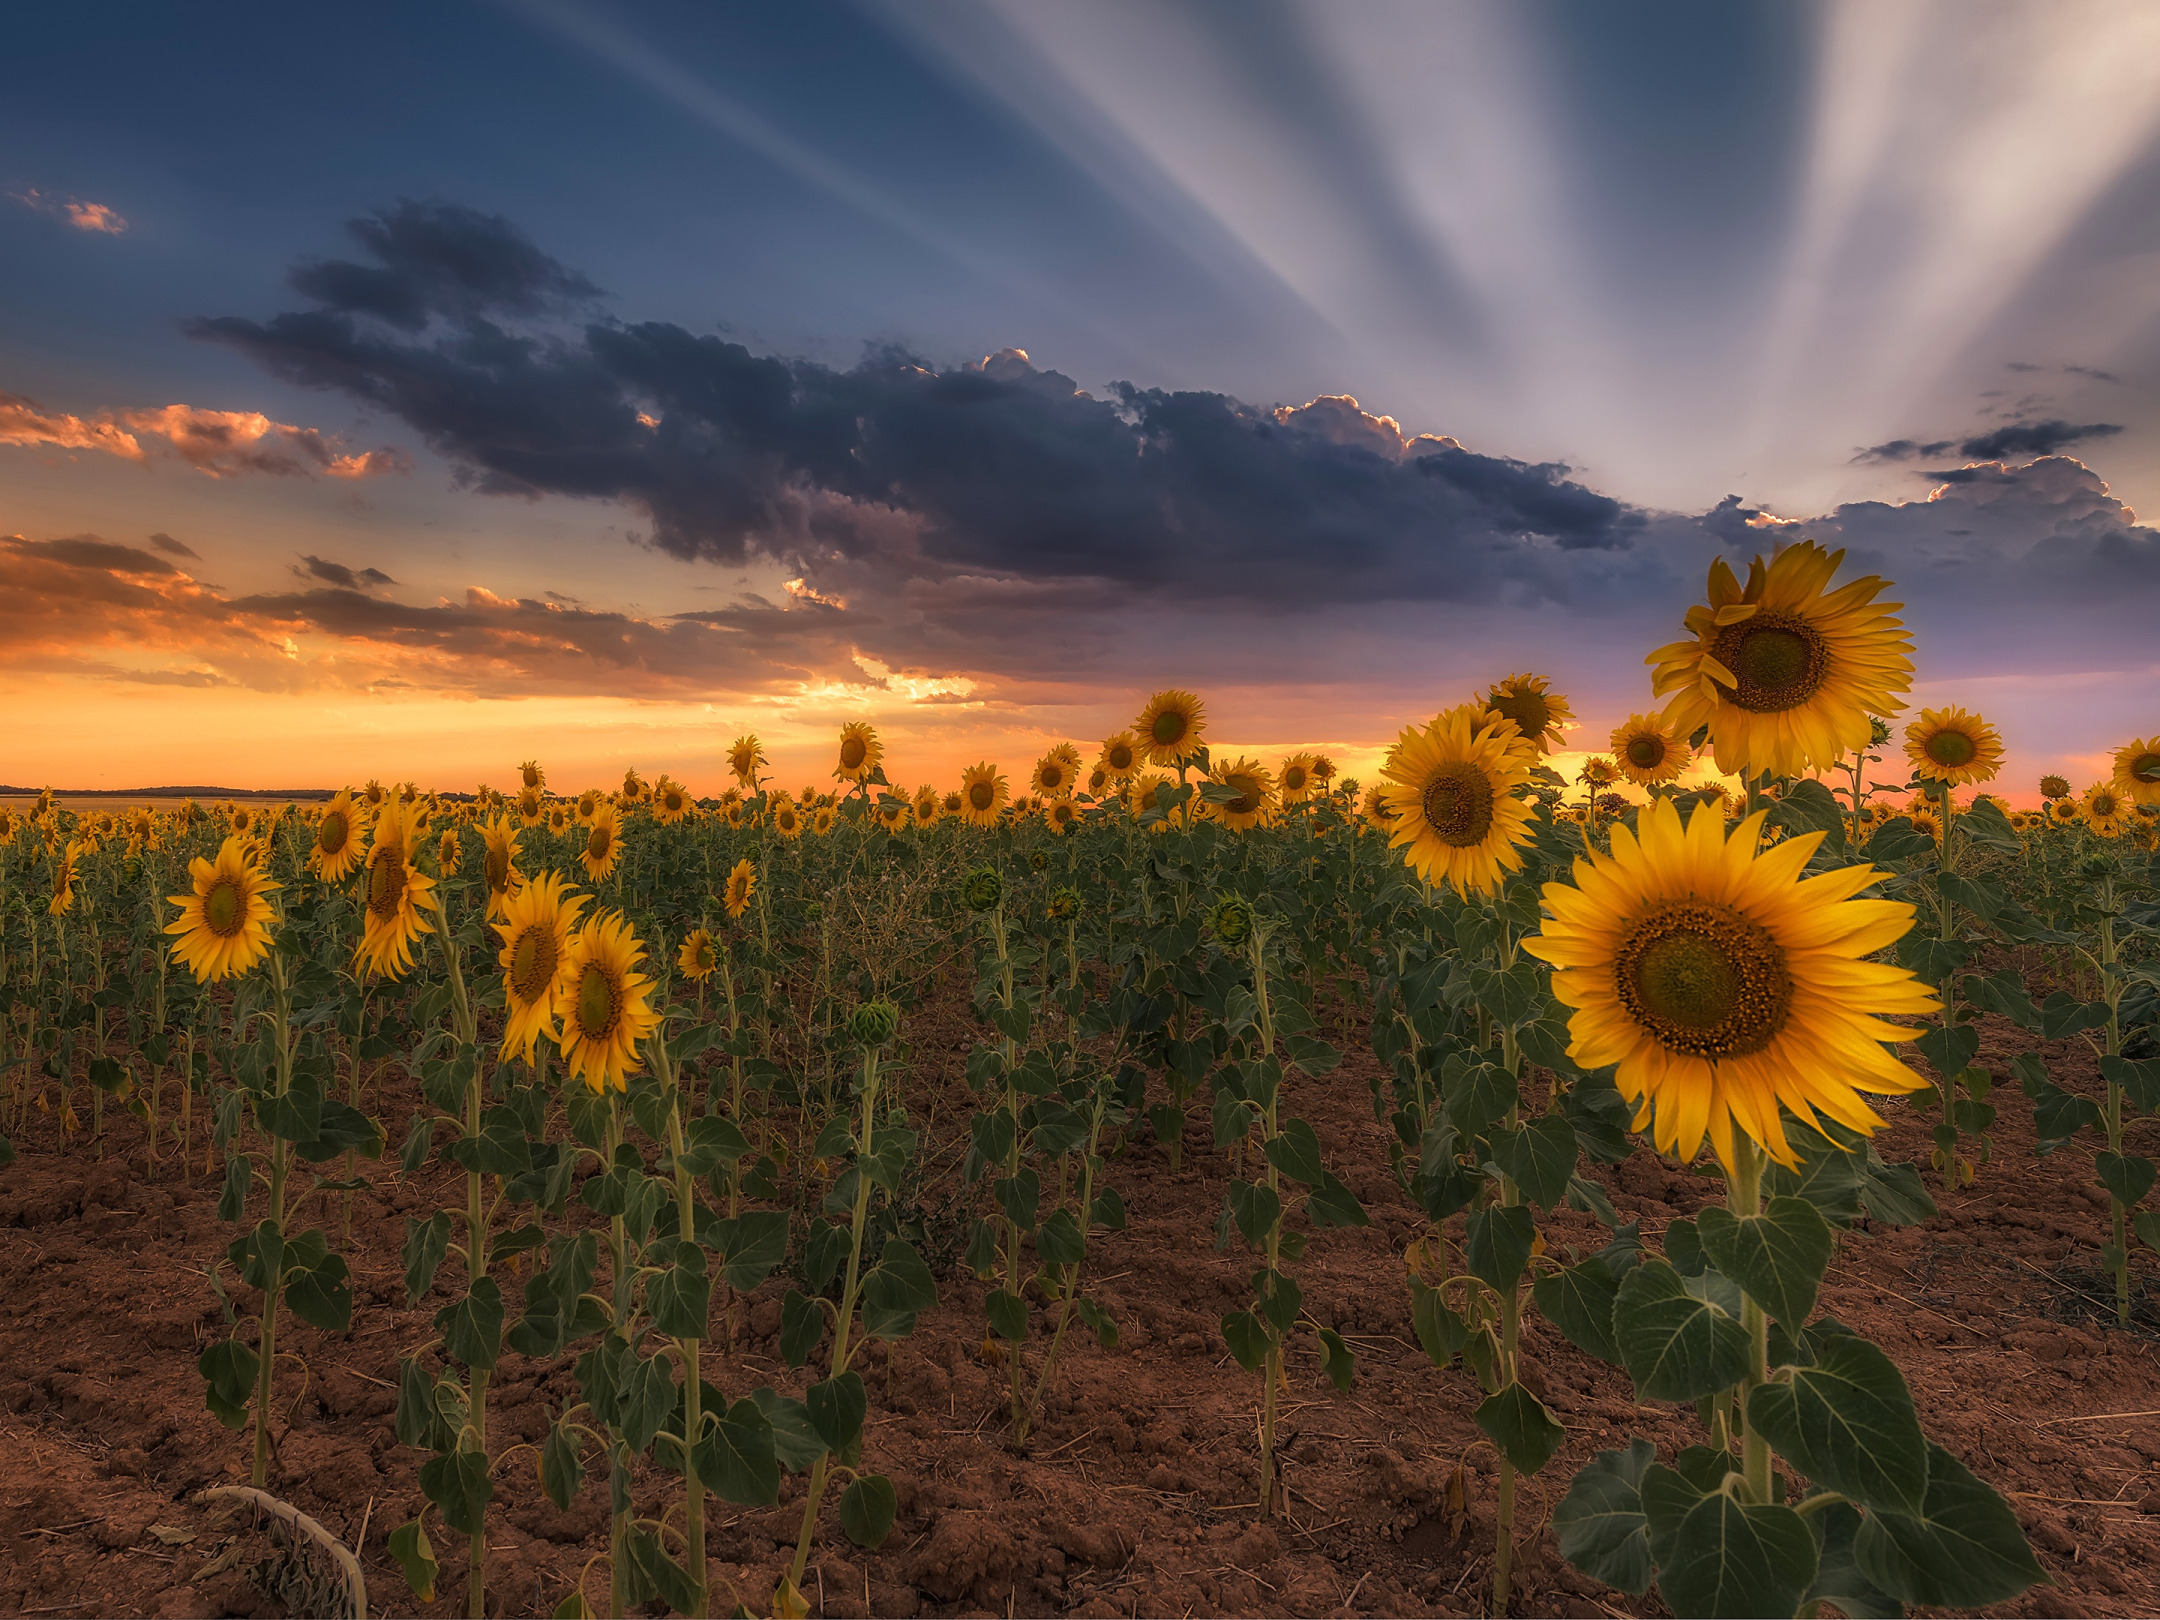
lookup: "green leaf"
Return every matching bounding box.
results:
[779,1290,824,1367]
[808,1372,868,1464]
[623,1523,699,1616]
[1304,1171,1370,1229]
[2103,1054,2160,1115]
[860,1239,937,1339]
[1465,1203,1536,1294]
[675,1113,750,1177]
[435,1276,505,1372]
[1763,1129,1866,1225]
[1804,1501,1901,1620]
[1854,1442,2046,1608]
[1857,1150,1937,1226]
[1614,1258,1749,1403]
[197,1338,258,1430]
[1642,1467,1817,1620]
[1227,1179,1282,1248]
[617,1354,678,1455]
[1490,1114,1579,1210]
[541,1415,585,1510]
[1531,1258,1622,1364]
[839,1473,899,1549]
[1445,1059,1518,1133]
[694,1397,782,1505]
[1220,1309,1269,1372]
[1474,1380,1565,1477]
[1285,1033,1341,1075]
[1036,1208,1085,1266]
[403,1211,451,1305]
[647,1244,711,1340]
[387,1518,438,1604]
[1553,1440,1655,1596]
[283,1251,353,1332]
[1317,1326,1355,1391]
[2095,1151,2156,1209]
[1915,1022,1979,1079]
[1409,1276,1468,1369]
[419,1445,493,1537]
[749,1388,826,1473]
[1746,1334,1928,1514]
[1696,1195,1834,1328]
[1262,1117,1326,1185]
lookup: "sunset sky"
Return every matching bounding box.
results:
[4,1,2158,799]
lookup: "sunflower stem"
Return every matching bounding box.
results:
[1726,1136,1775,1504]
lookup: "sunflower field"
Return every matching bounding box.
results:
[2,541,2158,1620]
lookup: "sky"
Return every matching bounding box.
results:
[3,0,2158,799]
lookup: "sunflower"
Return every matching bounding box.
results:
[959,763,1009,827]
[1135,776,1184,832]
[722,801,746,830]
[1610,714,1691,787]
[1360,783,1395,834]
[912,785,941,826]
[2039,774,2071,801]
[2110,737,2160,808]
[1578,756,1620,789]
[517,785,545,827]
[0,807,18,847]
[678,927,719,983]
[1278,752,1319,803]
[1205,756,1275,833]
[728,734,766,789]
[545,802,570,837]
[581,802,623,880]
[723,857,757,918]
[941,789,964,820]
[1311,755,1338,789]
[1045,798,1080,836]
[1905,804,1943,844]
[477,814,525,923]
[772,799,804,840]
[494,871,585,1065]
[834,722,882,783]
[809,805,836,837]
[360,780,385,810]
[165,836,279,982]
[49,840,83,916]
[2084,781,2129,838]
[557,909,660,1094]
[1524,798,1938,1173]
[875,797,911,833]
[1650,541,1914,781]
[576,788,602,824]
[620,769,647,805]
[357,799,437,978]
[1380,704,1538,896]
[230,804,258,841]
[1098,731,1140,781]
[1134,689,1206,768]
[1484,674,1575,755]
[2006,809,2035,834]
[1904,706,2002,786]
[1032,743,1083,800]
[311,789,364,882]
[438,829,463,876]
[654,776,691,825]
[2046,796,2083,828]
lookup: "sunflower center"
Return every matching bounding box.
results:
[2131,752,2160,784]
[1625,736,1665,770]
[319,811,349,856]
[510,927,557,1004]
[1283,766,1307,791]
[840,737,867,770]
[666,791,682,811]
[1109,742,1133,771]
[1615,901,1791,1059]
[1417,761,1496,847]
[1042,764,1064,789]
[1226,779,1259,815]
[486,845,510,892]
[575,962,618,1041]
[1712,611,1828,714]
[204,877,244,937]
[1151,710,1186,746]
[368,848,407,920]
[2094,791,2119,817]
[587,825,610,860]
[522,765,540,788]
[1488,688,1550,739]
[1924,729,1977,768]
[969,781,994,811]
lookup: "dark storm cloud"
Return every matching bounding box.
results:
[296,554,395,589]
[191,205,1642,609]
[1954,418,2122,460]
[1851,437,1956,465]
[10,534,178,575]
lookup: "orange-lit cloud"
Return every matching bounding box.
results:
[8,187,127,234]
[0,394,145,459]
[0,392,406,479]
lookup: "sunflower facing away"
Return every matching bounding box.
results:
[912,785,941,827]
[959,762,1009,827]
[2113,737,2160,807]
[2085,782,2129,839]
[1206,756,1276,833]
[1610,713,1692,787]
[678,927,719,983]
[1484,673,1575,755]
[481,814,525,921]
[1278,752,1319,803]
[729,734,766,788]
[1380,704,1538,896]
[1905,706,2003,786]
[357,798,437,979]
[723,857,757,919]
[495,870,586,1065]
[1650,541,1914,781]
[581,801,623,881]
[1098,731,1140,781]
[654,776,691,825]
[1134,689,1206,769]
[166,835,279,982]
[314,789,364,882]
[772,799,804,839]
[834,722,882,783]
[558,909,661,1094]
[1524,798,1938,1173]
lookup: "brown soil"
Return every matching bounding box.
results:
[4,981,2158,1620]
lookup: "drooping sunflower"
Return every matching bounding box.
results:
[165,835,279,982]
[521,759,546,792]
[874,797,911,833]
[772,799,804,840]
[581,802,623,880]
[959,762,1009,827]
[1278,752,1319,803]
[1098,731,1140,781]
[1904,706,2003,786]
[728,734,766,789]
[517,785,545,827]
[1524,798,1938,1173]
[357,799,437,979]
[723,857,757,919]
[912,785,941,827]
[1650,541,1914,781]
[1380,704,1538,896]
[312,789,364,882]
[834,722,882,784]
[557,909,660,1094]
[654,776,691,825]
[2111,737,2160,807]
[1032,743,1083,800]
[494,870,585,1065]
[49,840,83,916]
[2084,781,2130,839]
[1045,798,1080,836]
[480,814,524,921]
[1484,674,1575,755]
[1134,689,1206,769]
[1205,756,1275,833]
[678,927,719,983]
[1610,714,1691,787]
[2039,774,2071,801]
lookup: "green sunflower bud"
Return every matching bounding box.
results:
[1209,893,1254,949]
[961,866,1005,913]
[850,998,900,1049]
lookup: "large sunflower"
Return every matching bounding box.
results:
[728,734,766,788]
[1650,541,1914,781]
[1904,706,2002,786]
[2084,781,2129,839]
[357,799,437,979]
[771,799,804,840]
[654,775,691,825]
[678,927,718,983]
[2112,737,2160,808]
[834,722,882,783]
[1379,704,1538,896]
[912,785,941,827]
[959,762,1009,827]
[166,835,279,982]
[1205,756,1275,832]
[558,909,660,1094]
[494,871,585,1065]
[1134,689,1206,769]
[481,814,525,921]
[723,857,757,919]
[1610,713,1691,787]
[1278,752,1319,804]
[1524,798,1937,1172]
[1098,731,1139,781]
[1484,674,1574,755]
[584,803,629,881]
